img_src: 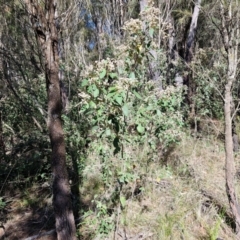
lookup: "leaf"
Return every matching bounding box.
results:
[149,28,154,38]
[91,126,99,131]
[129,72,135,80]
[146,105,153,111]
[99,68,107,79]
[107,91,117,99]
[80,102,89,112]
[156,110,161,116]
[92,86,99,98]
[137,124,145,134]
[122,104,128,117]
[133,90,142,100]
[109,86,118,93]
[120,196,126,208]
[105,128,111,136]
[89,101,96,108]
[109,72,118,79]
[81,79,88,87]
[114,95,123,105]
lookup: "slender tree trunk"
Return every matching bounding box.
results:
[184,0,201,117]
[220,1,240,236]
[23,1,76,239]
[167,14,176,86]
[224,78,240,235]
[0,110,5,158]
[139,0,147,12]
[185,0,201,64]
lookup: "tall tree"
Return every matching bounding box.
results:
[184,0,201,117]
[23,0,76,239]
[219,0,240,235]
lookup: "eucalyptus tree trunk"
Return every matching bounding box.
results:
[220,1,240,236]
[184,0,201,116]
[139,0,147,11]
[185,0,201,64]
[23,1,76,239]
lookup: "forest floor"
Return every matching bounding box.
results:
[1,127,240,239]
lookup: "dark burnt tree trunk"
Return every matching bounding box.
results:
[24,1,76,239]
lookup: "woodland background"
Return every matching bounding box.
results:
[1,0,240,239]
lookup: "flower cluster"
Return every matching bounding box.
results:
[122,19,142,34]
[82,58,117,78]
[78,91,91,104]
[140,6,160,29]
[156,86,182,98]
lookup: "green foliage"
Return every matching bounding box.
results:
[75,14,184,237]
[157,212,184,238]
[1,1,238,239]
[95,200,114,235]
[0,74,50,188]
[208,217,222,240]
[0,197,6,210]
[79,55,183,159]
[194,70,224,119]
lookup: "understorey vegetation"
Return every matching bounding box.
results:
[1,0,240,239]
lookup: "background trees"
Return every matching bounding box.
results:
[1,0,240,239]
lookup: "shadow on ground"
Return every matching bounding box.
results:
[0,206,56,240]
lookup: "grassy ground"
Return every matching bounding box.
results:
[79,129,238,239]
[1,128,240,239]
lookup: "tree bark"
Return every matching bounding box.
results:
[185,0,201,64]
[167,14,177,86]
[139,0,148,11]
[0,110,5,158]
[224,78,240,235]
[23,1,76,239]
[184,0,201,116]
[220,1,240,236]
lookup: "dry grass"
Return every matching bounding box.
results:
[114,133,238,240]
[1,129,240,239]
[93,133,238,239]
